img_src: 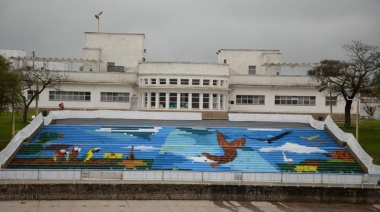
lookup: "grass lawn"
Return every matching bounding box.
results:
[336,119,380,165]
[0,112,379,165]
[0,112,30,151]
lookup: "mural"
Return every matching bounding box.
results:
[8,125,364,173]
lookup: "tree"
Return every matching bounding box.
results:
[0,55,23,136]
[16,66,68,123]
[308,41,380,128]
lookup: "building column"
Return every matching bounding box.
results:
[200,93,203,110]
[177,93,180,109]
[217,94,221,110]
[147,92,151,109]
[165,92,169,109]
[188,93,192,110]
[155,92,159,109]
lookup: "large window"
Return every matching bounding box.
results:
[203,79,210,86]
[49,91,91,101]
[203,94,209,109]
[212,94,218,109]
[101,92,130,102]
[169,93,177,108]
[150,93,156,108]
[325,96,337,106]
[151,78,156,85]
[236,95,265,105]
[159,93,166,108]
[180,93,189,108]
[275,96,316,106]
[249,66,256,75]
[192,93,200,109]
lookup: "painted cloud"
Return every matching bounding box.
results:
[259,142,326,154]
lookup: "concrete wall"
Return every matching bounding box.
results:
[228,86,346,115]
[83,32,145,72]
[218,50,281,75]
[1,184,379,203]
[138,62,229,77]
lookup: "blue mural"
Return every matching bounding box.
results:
[8,125,364,173]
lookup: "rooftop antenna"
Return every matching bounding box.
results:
[95,11,103,32]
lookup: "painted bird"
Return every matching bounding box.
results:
[84,147,101,162]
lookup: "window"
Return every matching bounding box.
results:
[203,79,210,86]
[325,96,337,106]
[181,79,189,85]
[220,80,224,87]
[101,92,130,102]
[159,93,166,108]
[275,96,316,106]
[249,66,256,75]
[151,78,156,85]
[236,95,265,105]
[159,78,166,85]
[151,93,156,108]
[180,93,189,108]
[203,94,209,109]
[170,79,178,85]
[169,93,177,109]
[212,94,218,109]
[220,94,224,110]
[192,93,199,109]
[144,78,148,85]
[27,90,35,100]
[213,80,218,86]
[192,79,200,85]
[143,92,148,108]
[49,91,91,101]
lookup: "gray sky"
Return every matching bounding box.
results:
[1,0,379,63]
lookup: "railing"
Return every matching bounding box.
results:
[1,169,379,188]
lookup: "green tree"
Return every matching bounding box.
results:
[308,41,380,128]
[0,55,23,136]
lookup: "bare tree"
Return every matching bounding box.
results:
[17,67,68,123]
[308,41,380,128]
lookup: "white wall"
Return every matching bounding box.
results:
[138,62,229,76]
[218,50,281,75]
[83,32,145,72]
[30,83,136,110]
[228,86,346,115]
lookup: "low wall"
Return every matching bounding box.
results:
[0,184,379,203]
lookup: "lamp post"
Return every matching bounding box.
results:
[95,12,103,32]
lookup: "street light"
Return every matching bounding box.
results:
[95,11,103,32]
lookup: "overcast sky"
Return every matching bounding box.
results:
[1,0,379,63]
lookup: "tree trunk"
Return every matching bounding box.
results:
[12,104,16,137]
[22,106,28,123]
[344,100,353,128]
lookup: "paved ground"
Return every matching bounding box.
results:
[0,200,379,211]
[55,119,313,129]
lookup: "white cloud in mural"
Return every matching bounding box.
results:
[186,156,215,163]
[122,146,160,152]
[259,142,326,154]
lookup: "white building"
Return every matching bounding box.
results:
[4,32,353,120]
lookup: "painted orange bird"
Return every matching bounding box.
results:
[202,131,246,168]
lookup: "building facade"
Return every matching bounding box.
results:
[3,32,354,120]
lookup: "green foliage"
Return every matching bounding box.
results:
[0,112,30,150]
[37,132,60,143]
[337,119,380,165]
[18,143,44,154]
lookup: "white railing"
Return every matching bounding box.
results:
[1,169,379,188]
